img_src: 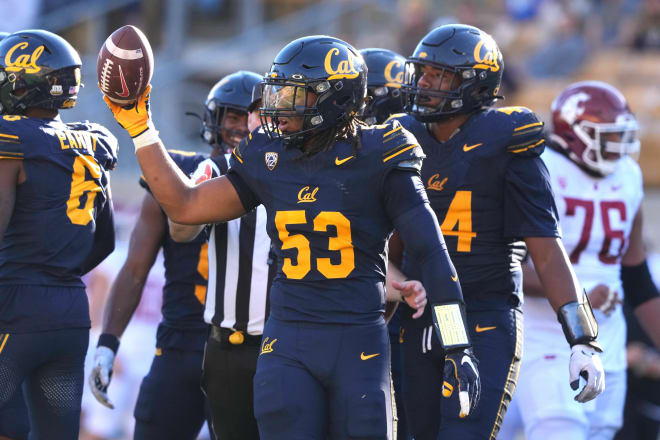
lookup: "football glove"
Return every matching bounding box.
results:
[89,345,116,409]
[102,84,152,138]
[443,347,481,418]
[569,344,605,403]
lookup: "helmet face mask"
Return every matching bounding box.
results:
[404,62,467,117]
[260,35,367,146]
[260,79,325,144]
[403,24,503,123]
[359,48,406,125]
[201,70,261,152]
[0,30,82,114]
[551,80,640,177]
[567,115,639,176]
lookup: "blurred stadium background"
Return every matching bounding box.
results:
[2,0,659,438]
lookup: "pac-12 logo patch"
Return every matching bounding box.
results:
[265,152,278,170]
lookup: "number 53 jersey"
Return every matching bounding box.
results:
[0,115,117,287]
[226,124,424,325]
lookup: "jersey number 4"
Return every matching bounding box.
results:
[440,191,477,252]
[67,155,102,226]
[565,197,627,264]
[275,210,355,279]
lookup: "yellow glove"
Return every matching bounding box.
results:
[102,85,152,138]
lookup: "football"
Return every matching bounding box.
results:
[97,25,153,104]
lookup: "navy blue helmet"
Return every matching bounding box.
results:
[403,24,503,122]
[202,70,261,149]
[359,48,406,125]
[0,29,82,114]
[260,35,367,146]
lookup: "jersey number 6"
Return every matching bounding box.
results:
[67,154,102,226]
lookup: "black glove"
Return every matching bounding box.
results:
[442,347,480,418]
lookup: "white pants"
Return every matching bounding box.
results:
[499,355,625,440]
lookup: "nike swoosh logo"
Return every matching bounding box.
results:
[451,274,458,282]
[463,143,483,152]
[475,324,496,333]
[335,155,354,166]
[360,352,380,360]
[118,65,130,98]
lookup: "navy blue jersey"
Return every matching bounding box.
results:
[227,123,424,325]
[391,107,560,309]
[140,150,210,346]
[0,115,117,286]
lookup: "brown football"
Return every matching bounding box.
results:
[97,25,153,104]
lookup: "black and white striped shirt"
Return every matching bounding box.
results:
[191,155,274,335]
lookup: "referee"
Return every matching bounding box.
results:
[170,78,272,440]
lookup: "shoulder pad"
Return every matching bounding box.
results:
[0,115,26,159]
[493,107,546,157]
[365,120,425,171]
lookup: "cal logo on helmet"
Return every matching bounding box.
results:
[324,47,359,80]
[473,36,500,72]
[384,60,404,87]
[4,42,44,74]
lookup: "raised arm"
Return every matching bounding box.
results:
[102,87,246,225]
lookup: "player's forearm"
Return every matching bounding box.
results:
[635,297,660,349]
[168,218,204,243]
[135,142,197,223]
[385,261,406,302]
[526,236,582,311]
[521,261,545,297]
[394,204,463,305]
[101,266,147,338]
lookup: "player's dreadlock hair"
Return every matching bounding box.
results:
[296,113,366,159]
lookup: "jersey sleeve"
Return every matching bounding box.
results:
[499,106,547,158]
[503,155,561,238]
[226,135,262,212]
[0,118,25,160]
[377,120,425,172]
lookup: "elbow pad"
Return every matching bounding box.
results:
[622,260,659,309]
[557,294,602,352]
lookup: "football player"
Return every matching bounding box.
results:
[102,35,475,440]
[359,48,406,126]
[0,30,117,439]
[387,24,606,440]
[88,70,261,439]
[500,81,660,440]
[360,46,412,440]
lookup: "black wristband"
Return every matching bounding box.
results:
[97,333,120,354]
[622,260,659,309]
